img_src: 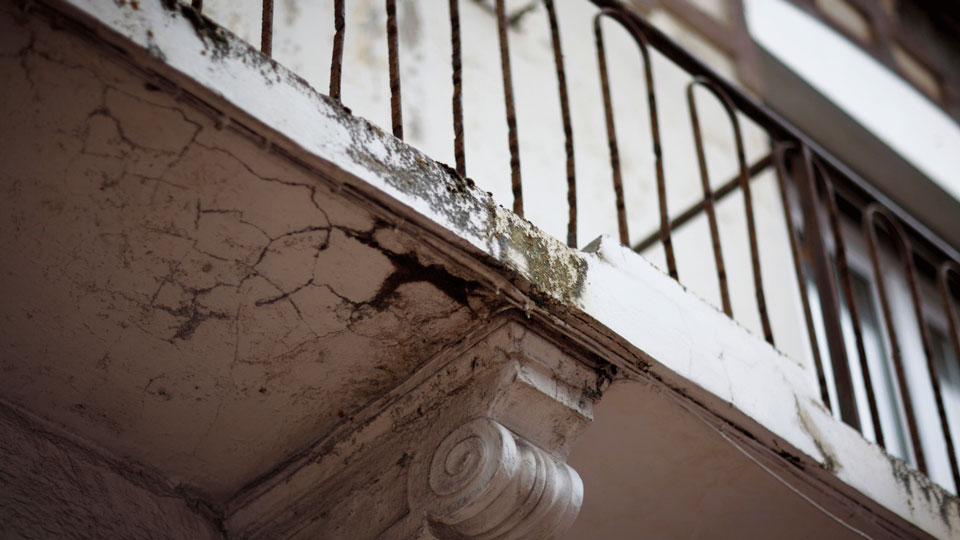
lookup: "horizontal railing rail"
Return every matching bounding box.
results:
[187,0,960,493]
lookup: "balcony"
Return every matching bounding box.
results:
[1,0,958,538]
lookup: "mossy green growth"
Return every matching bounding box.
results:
[493,211,587,306]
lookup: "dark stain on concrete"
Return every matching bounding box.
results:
[339,222,483,314]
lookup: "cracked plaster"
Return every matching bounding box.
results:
[3,1,959,538]
[0,4,493,502]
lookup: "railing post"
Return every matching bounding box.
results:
[773,144,831,410]
[795,144,861,430]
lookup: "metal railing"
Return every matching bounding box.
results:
[188,0,960,491]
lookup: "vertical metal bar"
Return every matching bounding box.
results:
[716,82,773,344]
[892,210,955,483]
[592,11,676,276]
[496,0,523,216]
[863,205,926,473]
[330,0,345,101]
[773,144,831,409]
[686,81,732,317]
[544,0,577,248]
[938,262,960,490]
[814,160,885,447]
[448,0,466,177]
[630,18,677,280]
[796,143,861,431]
[261,0,274,56]
[386,0,403,139]
[191,0,203,12]
[593,15,628,245]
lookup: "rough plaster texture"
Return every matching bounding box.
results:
[0,401,221,540]
[0,1,491,502]
[2,1,958,538]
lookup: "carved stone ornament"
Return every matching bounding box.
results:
[413,417,583,539]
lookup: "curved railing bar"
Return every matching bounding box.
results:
[772,142,830,409]
[937,261,960,489]
[687,77,772,344]
[448,0,465,177]
[587,0,960,269]
[812,157,885,446]
[592,11,627,246]
[863,204,939,475]
[592,9,677,278]
[544,0,577,248]
[686,78,731,317]
[495,0,523,216]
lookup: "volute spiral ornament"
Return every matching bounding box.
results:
[416,418,583,539]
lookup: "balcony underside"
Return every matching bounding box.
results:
[0,1,957,538]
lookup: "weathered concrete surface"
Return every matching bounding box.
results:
[0,401,222,540]
[0,1,494,503]
[1,1,958,539]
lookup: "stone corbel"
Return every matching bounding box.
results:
[409,417,583,539]
[226,322,601,540]
[383,324,598,540]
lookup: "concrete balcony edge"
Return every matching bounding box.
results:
[25,0,960,537]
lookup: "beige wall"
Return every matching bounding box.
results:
[0,402,221,540]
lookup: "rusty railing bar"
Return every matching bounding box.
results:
[449,0,466,177]
[686,79,732,317]
[495,0,523,216]
[386,0,403,139]
[891,206,957,485]
[771,144,831,408]
[687,77,772,343]
[938,261,960,490]
[329,0,345,101]
[862,204,928,473]
[544,0,578,248]
[593,10,677,277]
[632,152,772,253]
[813,158,885,447]
[593,11,628,246]
[261,0,273,56]
[797,143,861,430]
[586,0,960,270]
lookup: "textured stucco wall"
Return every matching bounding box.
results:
[0,401,222,540]
[0,0,488,502]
